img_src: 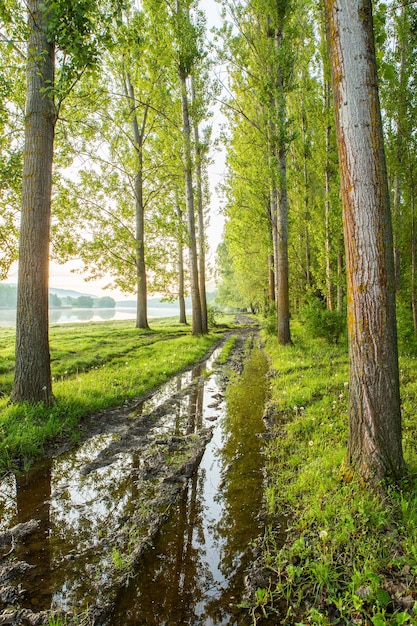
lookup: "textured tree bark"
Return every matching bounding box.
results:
[325,0,406,483]
[11,0,56,404]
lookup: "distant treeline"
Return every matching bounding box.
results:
[0,285,115,309]
[50,294,116,308]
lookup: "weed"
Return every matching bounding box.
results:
[0,319,225,471]
[257,318,417,625]
[111,547,129,571]
[216,336,237,365]
[48,616,67,626]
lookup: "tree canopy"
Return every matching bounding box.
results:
[2,0,417,483]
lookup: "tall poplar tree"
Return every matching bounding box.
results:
[267,0,292,345]
[11,0,56,404]
[174,0,204,335]
[11,0,121,404]
[325,0,406,483]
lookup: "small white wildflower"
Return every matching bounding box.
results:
[344,381,349,388]
[319,530,328,540]
[309,440,314,446]
[300,406,305,411]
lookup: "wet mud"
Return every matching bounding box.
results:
[0,327,276,625]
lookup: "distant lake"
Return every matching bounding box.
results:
[0,307,188,327]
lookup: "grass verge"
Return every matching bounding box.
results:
[257,320,417,625]
[0,318,229,471]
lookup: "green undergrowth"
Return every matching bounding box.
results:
[258,320,417,625]
[215,335,238,365]
[0,318,228,471]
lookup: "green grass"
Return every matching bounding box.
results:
[215,335,238,365]
[0,318,227,470]
[258,319,417,625]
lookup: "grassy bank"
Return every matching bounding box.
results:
[258,321,417,625]
[0,318,229,471]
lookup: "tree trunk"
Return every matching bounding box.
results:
[176,204,188,325]
[393,173,401,292]
[337,235,344,311]
[180,72,203,336]
[325,0,406,483]
[268,254,275,305]
[191,77,208,334]
[274,23,291,345]
[412,195,417,331]
[125,75,149,330]
[301,95,311,290]
[393,0,407,294]
[324,79,335,311]
[11,0,56,404]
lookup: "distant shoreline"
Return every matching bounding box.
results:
[0,306,191,327]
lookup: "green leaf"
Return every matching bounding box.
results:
[376,587,390,608]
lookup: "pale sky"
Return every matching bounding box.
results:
[6,0,227,301]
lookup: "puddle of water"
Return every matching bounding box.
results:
[0,350,222,616]
[0,343,277,625]
[110,346,271,625]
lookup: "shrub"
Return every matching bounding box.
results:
[207,304,219,329]
[301,298,346,344]
[261,311,278,336]
[396,301,417,355]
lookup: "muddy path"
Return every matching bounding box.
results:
[0,323,274,625]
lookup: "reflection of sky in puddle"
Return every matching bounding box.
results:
[0,348,226,615]
[110,347,270,625]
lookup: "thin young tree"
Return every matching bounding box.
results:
[325,0,406,483]
[191,75,208,333]
[174,0,204,335]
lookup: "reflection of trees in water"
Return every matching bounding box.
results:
[5,347,267,623]
[113,470,211,625]
[49,308,117,324]
[202,348,269,623]
[112,348,269,625]
[187,365,204,434]
[16,461,52,611]
[12,438,145,612]
[48,452,136,609]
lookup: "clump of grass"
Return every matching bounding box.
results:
[258,319,417,625]
[0,319,224,471]
[216,336,238,365]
